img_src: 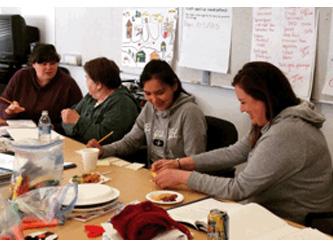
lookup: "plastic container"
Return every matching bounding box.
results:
[10,139,64,199]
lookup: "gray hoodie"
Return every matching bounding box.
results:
[189,101,333,223]
[102,92,207,163]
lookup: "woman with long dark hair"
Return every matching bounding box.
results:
[87,59,206,165]
[152,61,333,224]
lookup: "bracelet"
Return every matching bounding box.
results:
[176,158,181,169]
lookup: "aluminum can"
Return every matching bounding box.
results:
[207,209,229,240]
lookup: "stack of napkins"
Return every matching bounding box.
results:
[97,156,145,171]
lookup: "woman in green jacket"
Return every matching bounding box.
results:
[61,57,139,144]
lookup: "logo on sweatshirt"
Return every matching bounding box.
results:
[153,139,164,147]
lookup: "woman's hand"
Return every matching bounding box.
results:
[5,101,25,115]
[152,157,195,172]
[61,109,80,124]
[151,159,179,172]
[153,169,191,189]
[86,139,104,157]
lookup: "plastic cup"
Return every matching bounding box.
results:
[79,148,99,173]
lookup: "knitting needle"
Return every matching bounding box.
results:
[97,131,114,144]
[0,96,12,105]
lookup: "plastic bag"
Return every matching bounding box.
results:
[14,184,78,224]
[0,195,23,240]
[10,139,64,199]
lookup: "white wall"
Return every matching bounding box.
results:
[1,7,333,159]
[0,7,55,43]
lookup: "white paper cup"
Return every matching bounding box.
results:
[79,148,99,173]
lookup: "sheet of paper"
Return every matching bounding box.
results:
[112,159,131,167]
[0,153,14,171]
[280,228,332,240]
[98,156,145,171]
[97,158,111,166]
[168,199,329,240]
[251,7,316,99]
[126,162,145,171]
[168,198,242,228]
[6,120,36,128]
[7,128,63,141]
[227,203,288,239]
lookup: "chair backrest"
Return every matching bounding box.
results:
[59,66,70,75]
[205,116,238,151]
[204,116,238,178]
[305,212,333,235]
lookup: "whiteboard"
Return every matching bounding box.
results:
[55,7,333,104]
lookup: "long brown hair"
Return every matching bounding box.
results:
[232,61,300,147]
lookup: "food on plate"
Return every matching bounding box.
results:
[153,193,178,202]
[71,172,101,184]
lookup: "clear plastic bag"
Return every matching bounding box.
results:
[0,195,23,240]
[10,139,64,199]
[14,184,78,224]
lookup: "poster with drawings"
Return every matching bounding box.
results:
[121,8,177,68]
[251,7,316,100]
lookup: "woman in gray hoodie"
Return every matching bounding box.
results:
[87,60,207,165]
[152,61,333,224]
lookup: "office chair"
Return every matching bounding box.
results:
[305,211,333,235]
[59,66,70,75]
[202,116,238,178]
[122,146,148,165]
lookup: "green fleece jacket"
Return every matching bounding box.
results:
[62,86,139,144]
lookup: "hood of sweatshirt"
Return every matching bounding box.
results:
[272,100,325,128]
[154,93,196,118]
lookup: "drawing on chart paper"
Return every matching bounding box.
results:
[121,8,177,68]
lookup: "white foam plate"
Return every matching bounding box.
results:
[63,184,120,207]
[71,200,120,212]
[146,190,184,205]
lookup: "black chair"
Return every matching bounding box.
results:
[59,66,70,75]
[122,146,148,165]
[202,116,238,178]
[305,212,333,235]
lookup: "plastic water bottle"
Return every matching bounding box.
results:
[38,110,52,143]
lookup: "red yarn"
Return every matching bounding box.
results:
[111,201,192,240]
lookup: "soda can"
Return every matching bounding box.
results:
[207,209,229,240]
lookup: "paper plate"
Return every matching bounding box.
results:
[63,184,120,207]
[146,190,184,205]
[69,173,110,184]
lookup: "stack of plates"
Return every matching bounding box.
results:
[63,184,120,211]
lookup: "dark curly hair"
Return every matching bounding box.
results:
[28,43,60,65]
